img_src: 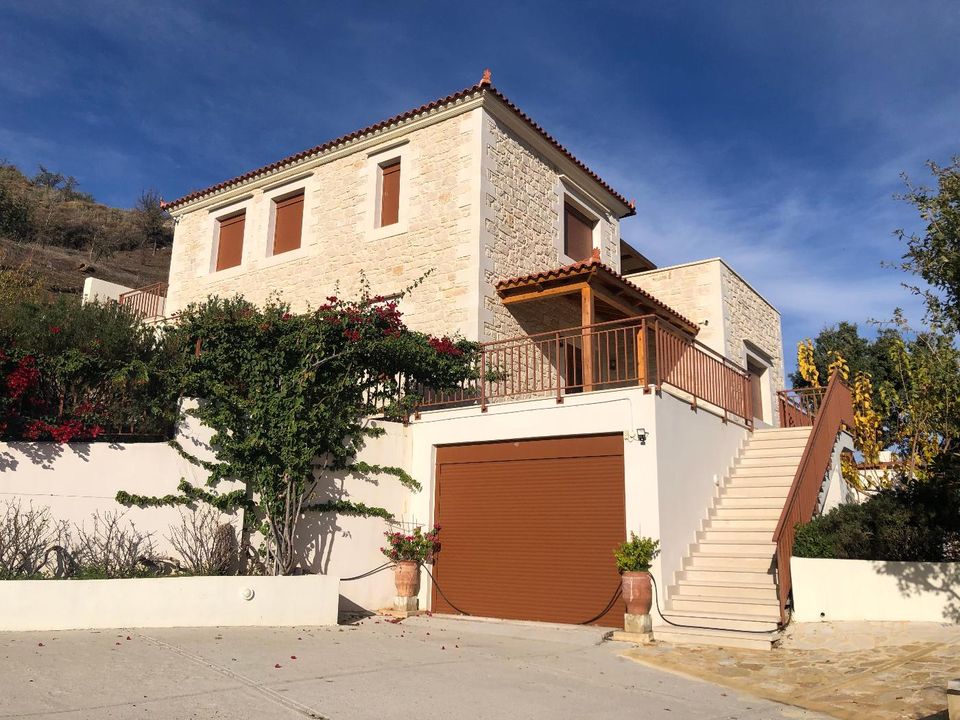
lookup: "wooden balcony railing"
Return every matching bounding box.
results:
[772,372,854,623]
[118,282,167,320]
[776,386,826,427]
[419,315,754,426]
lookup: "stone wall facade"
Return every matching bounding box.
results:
[479,109,621,342]
[166,109,482,340]
[719,263,784,393]
[629,259,785,424]
[628,261,726,356]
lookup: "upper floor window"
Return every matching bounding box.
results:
[564,202,596,261]
[215,210,245,271]
[272,190,304,255]
[378,160,401,227]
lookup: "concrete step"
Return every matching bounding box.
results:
[714,496,786,509]
[705,517,779,531]
[736,455,801,468]
[744,445,809,458]
[720,484,790,498]
[730,466,797,478]
[677,568,776,584]
[667,595,781,618]
[693,541,777,555]
[744,436,809,448]
[753,427,811,439]
[660,608,781,632]
[698,529,774,544]
[683,553,775,572]
[669,582,777,601]
[711,505,783,519]
[653,625,780,651]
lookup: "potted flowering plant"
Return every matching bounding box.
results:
[614,533,660,615]
[381,525,440,598]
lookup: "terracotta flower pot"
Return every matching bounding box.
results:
[394,560,420,598]
[621,570,652,615]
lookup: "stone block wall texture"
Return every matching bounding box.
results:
[166,102,627,349]
[630,258,785,396]
[629,262,726,356]
[166,110,480,340]
[719,263,784,392]
[480,110,621,342]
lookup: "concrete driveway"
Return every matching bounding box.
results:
[1,616,829,720]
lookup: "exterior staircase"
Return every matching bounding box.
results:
[655,426,812,650]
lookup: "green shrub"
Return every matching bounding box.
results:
[614,533,660,573]
[794,473,960,561]
[0,295,182,441]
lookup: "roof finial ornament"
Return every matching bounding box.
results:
[480,68,492,86]
[591,247,601,261]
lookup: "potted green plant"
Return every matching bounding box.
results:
[381,525,440,598]
[614,533,660,615]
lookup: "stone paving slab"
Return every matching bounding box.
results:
[621,622,960,719]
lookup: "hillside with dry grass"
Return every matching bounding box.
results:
[0,163,172,296]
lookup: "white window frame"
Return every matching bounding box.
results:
[206,195,253,277]
[263,176,311,264]
[744,343,774,426]
[367,140,411,241]
[559,183,602,264]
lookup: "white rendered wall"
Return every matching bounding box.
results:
[653,393,749,615]
[408,388,658,614]
[0,414,413,617]
[792,557,960,623]
[0,413,231,557]
[305,421,416,614]
[81,277,135,305]
[407,387,746,620]
[0,575,339,631]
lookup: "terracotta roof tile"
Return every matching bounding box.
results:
[162,79,635,215]
[496,255,699,333]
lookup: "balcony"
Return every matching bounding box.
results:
[118,282,167,321]
[419,315,755,427]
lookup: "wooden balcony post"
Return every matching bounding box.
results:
[636,319,648,387]
[480,346,488,412]
[581,286,595,392]
[555,331,563,403]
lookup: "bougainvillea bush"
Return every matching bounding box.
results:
[119,291,477,575]
[0,297,181,442]
[381,525,440,563]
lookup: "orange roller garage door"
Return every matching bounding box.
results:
[432,434,626,627]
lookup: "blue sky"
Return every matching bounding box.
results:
[2,1,957,358]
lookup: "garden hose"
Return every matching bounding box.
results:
[338,562,784,634]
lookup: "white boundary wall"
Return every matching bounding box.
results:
[0,415,227,556]
[792,556,960,623]
[0,575,339,631]
[0,416,413,617]
[81,277,135,304]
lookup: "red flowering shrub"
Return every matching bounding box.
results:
[428,336,464,357]
[0,297,181,442]
[380,525,440,563]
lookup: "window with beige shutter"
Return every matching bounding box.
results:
[564,203,596,261]
[379,160,401,227]
[215,211,245,271]
[272,191,304,255]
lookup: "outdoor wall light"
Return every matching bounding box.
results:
[636,428,648,445]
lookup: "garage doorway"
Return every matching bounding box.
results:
[432,434,626,627]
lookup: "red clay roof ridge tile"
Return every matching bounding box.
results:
[162,76,634,215]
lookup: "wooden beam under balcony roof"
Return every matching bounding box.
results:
[495,255,699,336]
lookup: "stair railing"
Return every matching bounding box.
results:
[771,371,854,624]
